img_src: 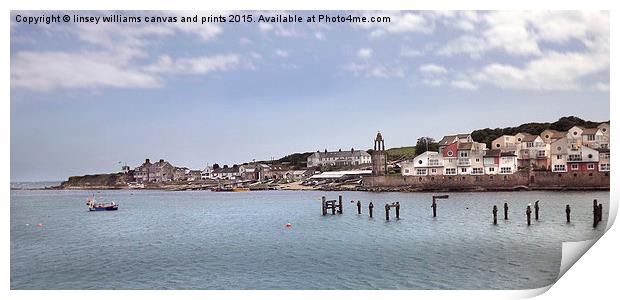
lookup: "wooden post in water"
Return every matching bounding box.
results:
[565,205,571,223]
[598,204,603,223]
[369,202,374,218]
[338,195,343,214]
[534,201,540,221]
[593,199,598,227]
[504,202,509,220]
[432,198,437,217]
[385,204,390,221]
[493,205,498,225]
[395,202,400,219]
[526,205,532,226]
[357,200,361,214]
[322,196,326,216]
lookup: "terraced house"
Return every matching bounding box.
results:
[306,148,371,168]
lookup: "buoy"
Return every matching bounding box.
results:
[285,223,292,228]
[36,223,43,228]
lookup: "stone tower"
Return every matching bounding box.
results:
[372,131,387,175]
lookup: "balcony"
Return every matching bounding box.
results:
[567,155,582,162]
[457,158,470,166]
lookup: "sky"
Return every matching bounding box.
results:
[10,10,610,181]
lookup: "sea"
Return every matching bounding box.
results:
[10,188,609,289]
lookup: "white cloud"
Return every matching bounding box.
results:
[357,48,373,60]
[451,80,478,90]
[438,11,609,58]
[421,79,442,87]
[594,82,610,92]
[275,49,289,58]
[258,23,274,33]
[419,63,447,74]
[11,51,160,91]
[146,54,242,75]
[400,47,423,57]
[342,62,404,79]
[355,11,434,37]
[472,50,608,91]
[314,32,326,40]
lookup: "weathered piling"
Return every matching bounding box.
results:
[593,199,598,227]
[395,202,400,219]
[565,205,571,223]
[493,205,498,225]
[431,195,448,217]
[322,196,327,216]
[385,204,390,221]
[534,201,540,221]
[357,200,361,214]
[598,204,603,223]
[504,202,508,220]
[338,195,343,214]
[369,202,374,218]
[526,205,532,226]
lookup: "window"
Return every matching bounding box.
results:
[445,168,456,175]
[431,168,437,173]
[447,151,454,156]
[472,168,483,175]
[586,135,595,141]
[556,155,562,160]
[600,164,610,171]
[475,158,480,162]
[587,163,595,170]
[571,164,579,170]
[461,168,467,173]
[500,167,512,174]
[418,160,423,165]
[505,137,509,141]
[538,150,546,157]
[553,165,566,172]
[460,152,468,157]
[404,169,409,174]
[588,154,593,159]
[496,143,501,148]
[526,142,534,147]
[416,169,427,176]
[488,167,495,172]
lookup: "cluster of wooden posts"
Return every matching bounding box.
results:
[321,196,400,221]
[321,195,605,227]
[491,199,604,227]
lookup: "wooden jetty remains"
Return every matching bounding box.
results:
[493,205,498,225]
[369,202,374,218]
[504,202,509,220]
[432,195,448,217]
[526,205,532,226]
[321,195,343,215]
[384,202,400,221]
[565,205,571,223]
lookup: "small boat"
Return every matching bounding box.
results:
[86,197,118,211]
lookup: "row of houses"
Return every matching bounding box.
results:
[401,123,610,176]
[131,159,313,183]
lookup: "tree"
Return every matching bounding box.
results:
[212,163,220,170]
[415,137,439,156]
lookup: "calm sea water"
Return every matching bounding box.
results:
[10,189,609,289]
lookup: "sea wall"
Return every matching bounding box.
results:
[360,171,609,191]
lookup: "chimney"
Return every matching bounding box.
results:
[159,159,164,163]
[351,148,354,153]
[145,159,150,164]
[324,149,327,154]
[339,148,342,152]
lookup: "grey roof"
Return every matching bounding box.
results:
[313,150,370,158]
[484,149,501,157]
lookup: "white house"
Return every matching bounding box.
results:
[402,151,443,176]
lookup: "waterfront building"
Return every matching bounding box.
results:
[306,148,371,168]
[540,129,568,145]
[456,141,487,175]
[211,165,240,180]
[201,165,213,180]
[239,163,270,181]
[371,132,387,175]
[133,159,176,183]
[516,133,550,170]
[401,151,443,176]
[599,148,610,172]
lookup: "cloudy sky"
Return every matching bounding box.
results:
[11,11,609,181]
